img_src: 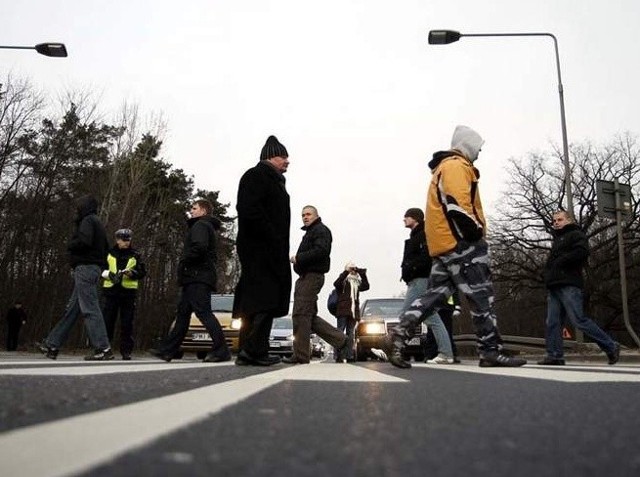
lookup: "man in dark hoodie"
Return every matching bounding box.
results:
[150,199,230,363]
[283,205,348,364]
[233,135,292,366]
[101,228,146,360]
[382,126,526,369]
[38,195,114,360]
[539,210,620,365]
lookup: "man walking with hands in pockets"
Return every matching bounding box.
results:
[284,205,348,364]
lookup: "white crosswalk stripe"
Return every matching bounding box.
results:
[0,362,405,477]
[413,362,640,382]
[0,361,228,376]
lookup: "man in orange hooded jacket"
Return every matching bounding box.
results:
[383,125,526,369]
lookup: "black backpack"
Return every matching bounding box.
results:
[327,289,338,316]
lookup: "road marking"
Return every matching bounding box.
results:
[0,361,231,376]
[413,362,640,382]
[0,363,406,477]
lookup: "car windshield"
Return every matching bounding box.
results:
[361,299,404,318]
[272,317,293,329]
[211,295,234,312]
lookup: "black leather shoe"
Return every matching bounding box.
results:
[607,342,621,365]
[236,349,278,366]
[148,348,173,362]
[537,357,565,365]
[282,356,308,364]
[203,351,231,363]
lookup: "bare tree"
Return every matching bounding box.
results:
[0,75,45,207]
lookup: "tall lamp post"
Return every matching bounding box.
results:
[428,30,574,219]
[0,43,68,58]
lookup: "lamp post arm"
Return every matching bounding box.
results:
[0,45,34,51]
[460,32,574,217]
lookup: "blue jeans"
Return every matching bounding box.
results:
[545,286,616,358]
[403,277,453,358]
[335,315,355,360]
[46,264,111,351]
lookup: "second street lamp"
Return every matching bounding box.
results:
[428,29,574,219]
[0,42,68,57]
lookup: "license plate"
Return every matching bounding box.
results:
[269,341,281,348]
[407,337,421,346]
[192,333,210,341]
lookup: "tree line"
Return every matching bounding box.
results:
[0,75,238,350]
[1,74,638,351]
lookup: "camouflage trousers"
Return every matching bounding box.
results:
[390,240,501,354]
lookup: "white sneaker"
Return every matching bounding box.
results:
[426,353,454,364]
[371,348,388,361]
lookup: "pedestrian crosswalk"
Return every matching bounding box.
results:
[1,358,639,477]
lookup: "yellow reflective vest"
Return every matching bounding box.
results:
[103,254,139,289]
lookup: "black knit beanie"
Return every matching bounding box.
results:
[260,135,288,161]
[404,208,424,222]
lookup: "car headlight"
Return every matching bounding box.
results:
[287,334,295,341]
[364,322,386,335]
[230,318,242,330]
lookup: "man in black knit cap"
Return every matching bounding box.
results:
[233,135,292,366]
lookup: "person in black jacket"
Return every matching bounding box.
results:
[400,208,454,364]
[150,199,230,363]
[5,301,27,351]
[38,195,114,360]
[233,135,292,366]
[283,205,348,364]
[101,228,146,360]
[539,210,620,365]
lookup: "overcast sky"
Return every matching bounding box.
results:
[3,0,639,307]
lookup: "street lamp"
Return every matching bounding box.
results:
[428,29,574,218]
[0,43,68,58]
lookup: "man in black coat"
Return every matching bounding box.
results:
[284,206,347,364]
[539,210,620,365]
[38,195,113,360]
[150,199,230,363]
[233,135,292,366]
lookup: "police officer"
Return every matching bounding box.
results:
[102,228,146,360]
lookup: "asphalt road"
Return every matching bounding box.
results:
[1,352,639,477]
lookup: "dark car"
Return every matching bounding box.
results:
[173,294,241,359]
[355,298,426,361]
